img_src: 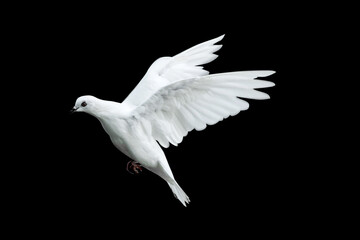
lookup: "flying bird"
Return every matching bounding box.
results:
[71,35,275,206]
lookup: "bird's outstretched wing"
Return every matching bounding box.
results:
[122,35,224,108]
[128,71,275,148]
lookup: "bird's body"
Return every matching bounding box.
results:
[76,96,189,204]
[100,109,164,171]
[71,35,275,206]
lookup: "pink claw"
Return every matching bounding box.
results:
[126,161,143,174]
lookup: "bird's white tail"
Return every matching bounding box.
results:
[167,181,190,207]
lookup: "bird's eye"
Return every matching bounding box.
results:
[81,101,87,107]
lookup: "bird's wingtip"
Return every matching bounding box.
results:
[217,34,225,41]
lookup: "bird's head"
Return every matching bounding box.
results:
[70,95,99,115]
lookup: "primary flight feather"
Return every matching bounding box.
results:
[71,35,275,206]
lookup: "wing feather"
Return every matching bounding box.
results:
[129,71,275,148]
[123,35,224,107]
[121,35,275,148]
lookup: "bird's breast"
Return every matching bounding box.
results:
[99,117,128,146]
[98,117,161,168]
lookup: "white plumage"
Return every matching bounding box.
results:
[71,35,275,206]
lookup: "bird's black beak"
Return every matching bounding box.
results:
[70,107,78,114]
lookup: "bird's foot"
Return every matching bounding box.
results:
[126,161,143,175]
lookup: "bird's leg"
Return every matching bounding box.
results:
[126,161,143,175]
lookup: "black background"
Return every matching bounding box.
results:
[6,2,338,237]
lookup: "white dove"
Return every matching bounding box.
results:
[71,35,275,206]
